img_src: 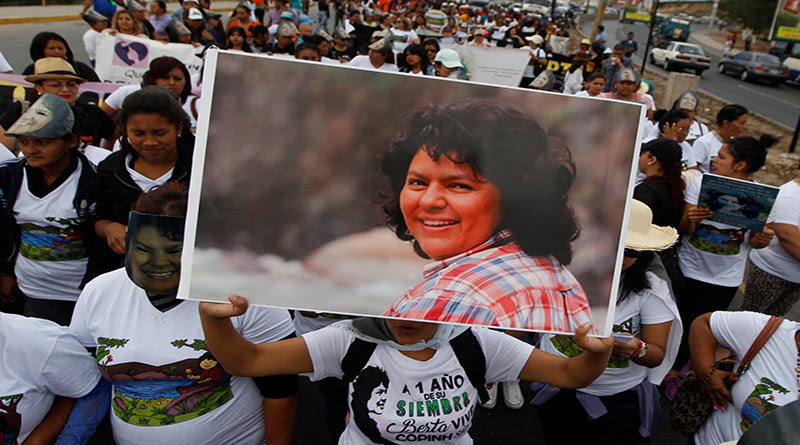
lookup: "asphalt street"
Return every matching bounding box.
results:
[580,17,800,129]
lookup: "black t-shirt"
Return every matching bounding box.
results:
[270,42,295,55]
[0,101,115,148]
[328,46,356,60]
[633,179,681,229]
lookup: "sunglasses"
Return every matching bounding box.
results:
[623,248,640,258]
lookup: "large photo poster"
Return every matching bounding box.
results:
[180,50,646,336]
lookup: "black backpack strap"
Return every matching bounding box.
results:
[341,338,377,384]
[450,329,489,404]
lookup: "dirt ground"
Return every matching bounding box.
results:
[564,30,799,187]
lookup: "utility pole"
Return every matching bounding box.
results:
[640,0,659,76]
[590,0,607,41]
[707,0,718,34]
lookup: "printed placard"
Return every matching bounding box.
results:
[180,50,648,336]
[698,174,780,232]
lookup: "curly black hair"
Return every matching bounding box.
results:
[380,98,579,265]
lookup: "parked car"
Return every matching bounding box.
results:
[718,51,791,86]
[650,42,711,75]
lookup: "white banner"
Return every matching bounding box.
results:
[440,44,529,87]
[94,33,203,84]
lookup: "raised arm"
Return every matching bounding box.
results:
[199,295,314,377]
[519,323,613,388]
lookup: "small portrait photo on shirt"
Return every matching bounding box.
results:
[180,50,647,336]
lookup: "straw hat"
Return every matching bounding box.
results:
[624,200,679,251]
[24,58,86,84]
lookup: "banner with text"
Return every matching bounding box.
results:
[773,0,800,42]
[440,44,529,87]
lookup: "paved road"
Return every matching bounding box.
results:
[581,18,800,129]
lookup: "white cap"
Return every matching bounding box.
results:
[187,7,203,20]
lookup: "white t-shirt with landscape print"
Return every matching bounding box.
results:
[695,312,800,445]
[14,163,88,302]
[678,175,752,287]
[303,325,533,444]
[69,269,295,445]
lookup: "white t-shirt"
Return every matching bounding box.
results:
[686,120,709,145]
[390,28,418,53]
[574,90,592,97]
[303,326,533,444]
[0,313,100,444]
[540,269,678,396]
[680,140,698,170]
[125,153,174,192]
[79,144,112,166]
[347,55,399,72]
[750,180,800,283]
[692,131,723,173]
[521,46,546,78]
[70,269,295,445]
[103,84,198,129]
[83,28,100,62]
[679,175,752,287]
[695,312,800,445]
[14,163,88,301]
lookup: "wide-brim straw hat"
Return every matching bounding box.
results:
[24,58,86,84]
[624,200,679,251]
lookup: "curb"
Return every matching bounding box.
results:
[0,15,79,25]
[0,6,235,26]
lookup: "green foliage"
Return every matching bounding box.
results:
[98,337,129,348]
[171,339,208,350]
[162,366,177,376]
[719,0,780,34]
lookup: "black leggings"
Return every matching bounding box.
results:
[536,388,647,445]
[672,276,738,372]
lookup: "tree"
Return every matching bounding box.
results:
[719,0,779,34]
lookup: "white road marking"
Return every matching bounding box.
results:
[737,84,800,109]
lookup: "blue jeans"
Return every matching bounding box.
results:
[316,10,329,32]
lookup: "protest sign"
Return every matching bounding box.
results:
[440,43,529,87]
[698,174,780,232]
[180,50,648,336]
[621,0,653,23]
[94,33,203,84]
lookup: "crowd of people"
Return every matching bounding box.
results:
[0,0,798,444]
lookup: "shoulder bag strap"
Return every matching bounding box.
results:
[730,315,784,384]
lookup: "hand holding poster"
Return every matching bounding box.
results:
[94,32,203,84]
[698,174,780,232]
[180,50,647,336]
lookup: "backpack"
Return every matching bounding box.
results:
[340,328,491,404]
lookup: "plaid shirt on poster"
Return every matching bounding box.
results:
[384,230,594,331]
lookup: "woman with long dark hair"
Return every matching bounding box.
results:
[87,86,194,282]
[398,43,433,75]
[634,138,685,230]
[226,26,253,52]
[100,57,199,131]
[380,98,591,331]
[535,199,681,444]
[669,135,777,383]
[22,32,100,82]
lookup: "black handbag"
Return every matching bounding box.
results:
[669,315,783,436]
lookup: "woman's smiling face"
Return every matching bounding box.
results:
[128,225,182,293]
[399,148,502,261]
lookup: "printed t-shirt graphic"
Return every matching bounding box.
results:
[740,377,790,432]
[96,337,233,426]
[0,394,23,445]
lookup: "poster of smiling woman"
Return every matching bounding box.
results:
[180,50,647,336]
